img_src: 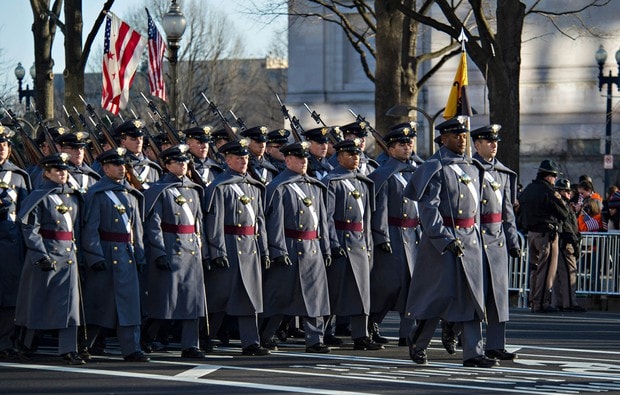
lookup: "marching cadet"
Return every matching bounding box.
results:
[328,121,378,176]
[15,153,84,364]
[143,145,207,359]
[368,123,420,347]
[204,139,271,356]
[0,126,31,360]
[241,125,279,185]
[471,124,520,361]
[210,128,232,167]
[80,148,149,362]
[323,139,381,351]
[184,126,223,188]
[304,127,334,181]
[265,129,291,173]
[28,125,68,188]
[261,141,332,354]
[115,119,162,190]
[404,116,495,368]
[57,132,101,194]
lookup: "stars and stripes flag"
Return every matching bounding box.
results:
[102,12,147,115]
[583,212,601,231]
[146,8,167,101]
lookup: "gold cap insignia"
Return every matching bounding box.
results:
[278,129,287,136]
[132,119,144,129]
[239,138,249,147]
[179,144,189,153]
[359,121,367,129]
[301,141,311,150]
[59,152,71,163]
[353,138,361,147]
[202,126,212,135]
[115,147,127,156]
[320,127,329,136]
[0,126,15,138]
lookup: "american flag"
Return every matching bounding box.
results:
[583,212,600,231]
[146,8,167,101]
[102,12,147,115]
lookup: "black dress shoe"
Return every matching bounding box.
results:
[408,346,427,365]
[441,321,457,355]
[353,336,384,351]
[372,333,390,344]
[62,352,85,365]
[323,334,343,346]
[306,343,330,353]
[78,348,92,361]
[288,327,306,338]
[181,348,205,359]
[463,355,499,368]
[124,351,150,362]
[485,349,517,360]
[241,344,270,356]
[261,338,278,351]
[398,338,408,347]
[0,348,19,360]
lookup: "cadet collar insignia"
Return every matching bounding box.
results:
[303,196,313,207]
[239,138,249,147]
[175,194,187,206]
[132,120,144,129]
[353,138,361,147]
[115,147,127,156]
[490,181,501,191]
[301,141,311,150]
[320,128,329,136]
[56,203,69,214]
[239,195,251,205]
[278,129,287,136]
[77,187,88,194]
[351,189,361,199]
[459,173,472,185]
[114,204,126,215]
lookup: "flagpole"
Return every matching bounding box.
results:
[458,28,472,158]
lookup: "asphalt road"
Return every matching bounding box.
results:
[1,307,619,394]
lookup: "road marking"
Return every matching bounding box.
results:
[174,364,220,378]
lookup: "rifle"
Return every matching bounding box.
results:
[131,109,163,168]
[229,110,247,132]
[201,92,238,142]
[348,109,388,153]
[303,103,342,144]
[63,105,95,164]
[275,94,304,142]
[79,95,143,190]
[34,110,60,154]
[182,102,218,162]
[73,106,105,158]
[0,99,39,167]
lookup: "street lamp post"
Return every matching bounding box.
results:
[595,45,620,193]
[14,62,36,112]
[162,0,187,129]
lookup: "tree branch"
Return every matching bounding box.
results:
[80,0,115,72]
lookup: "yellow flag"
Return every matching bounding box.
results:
[443,51,472,119]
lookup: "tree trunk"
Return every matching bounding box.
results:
[63,0,84,114]
[31,0,59,119]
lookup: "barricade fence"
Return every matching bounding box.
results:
[508,231,620,307]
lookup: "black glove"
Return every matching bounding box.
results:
[36,256,55,272]
[202,259,211,271]
[378,242,392,254]
[262,255,271,270]
[509,248,521,258]
[331,247,346,258]
[445,240,464,257]
[323,254,332,268]
[211,256,229,269]
[91,261,106,272]
[137,264,144,274]
[155,255,172,271]
[273,255,292,266]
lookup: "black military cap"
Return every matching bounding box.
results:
[433,116,468,144]
[219,138,250,156]
[39,152,71,170]
[36,125,69,145]
[554,178,571,191]
[334,138,362,154]
[56,131,90,147]
[160,144,190,163]
[384,122,416,145]
[114,119,145,138]
[211,128,232,142]
[267,129,291,145]
[240,126,269,143]
[0,125,16,143]
[536,159,561,175]
[280,141,311,158]
[97,147,127,165]
[150,133,172,148]
[471,124,502,141]
[184,126,212,143]
[340,121,368,137]
[303,127,332,144]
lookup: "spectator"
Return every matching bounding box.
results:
[577,199,604,232]
[601,185,618,231]
[607,191,620,231]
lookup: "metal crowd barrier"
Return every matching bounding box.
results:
[508,231,620,307]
